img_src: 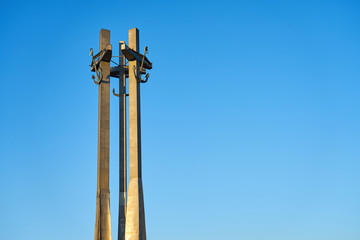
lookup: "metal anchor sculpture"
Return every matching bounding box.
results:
[113,88,129,97]
[136,46,150,83]
[113,45,152,96]
[122,44,152,83]
[89,44,112,84]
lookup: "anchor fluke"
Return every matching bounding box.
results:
[113,88,120,97]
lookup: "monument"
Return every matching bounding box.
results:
[90,28,152,240]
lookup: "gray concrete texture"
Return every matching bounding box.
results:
[118,40,127,240]
[124,27,147,240]
[94,29,112,240]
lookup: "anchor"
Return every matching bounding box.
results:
[89,44,112,84]
[121,44,152,83]
[113,44,152,96]
[133,47,150,83]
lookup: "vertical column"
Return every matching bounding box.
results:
[125,28,146,240]
[118,41,127,240]
[95,28,112,240]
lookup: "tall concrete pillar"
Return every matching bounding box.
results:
[118,41,127,240]
[125,27,147,240]
[94,28,112,240]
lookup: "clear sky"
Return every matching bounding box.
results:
[1,0,360,239]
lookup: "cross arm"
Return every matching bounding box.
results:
[90,44,112,72]
[121,43,152,70]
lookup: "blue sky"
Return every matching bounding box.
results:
[1,0,360,239]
